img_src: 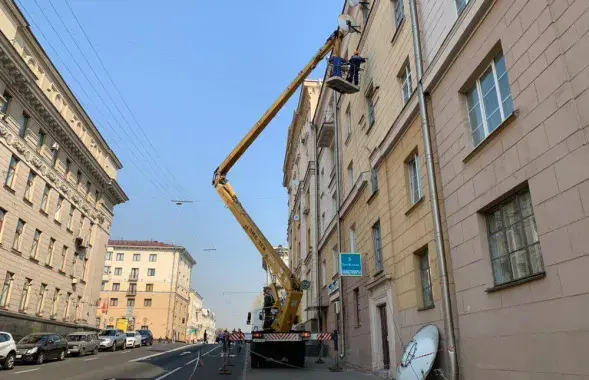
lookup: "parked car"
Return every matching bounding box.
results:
[66,332,99,356]
[125,332,142,348]
[137,330,153,346]
[98,329,126,351]
[15,333,67,364]
[0,332,16,370]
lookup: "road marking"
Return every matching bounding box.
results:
[154,367,181,380]
[121,350,131,354]
[84,357,99,361]
[14,368,40,374]
[180,351,191,356]
[203,345,222,356]
[188,351,201,378]
[129,343,203,362]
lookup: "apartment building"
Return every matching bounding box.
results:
[199,308,216,342]
[283,80,322,331]
[420,0,589,377]
[0,0,127,338]
[187,289,202,342]
[98,240,195,342]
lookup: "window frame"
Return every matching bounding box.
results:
[145,283,154,292]
[41,185,50,212]
[455,0,469,13]
[348,161,354,191]
[18,112,29,138]
[365,86,376,128]
[392,0,405,28]
[114,267,122,276]
[372,220,384,273]
[24,171,36,201]
[418,250,434,308]
[349,225,357,252]
[332,246,339,275]
[31,229,41,259]
[5,156,19,188]
[112,283,120,291]
[46,238,55,266]
[147,268,156,277]
[401,62,412,105]
[144,298,152,307]
[110,298,118,306]
[408,153,423,205]
[132,253,141,262]
[0,272,14,307]
[149,254,157,262]
[116,252,124,261]
[13,218,25,251]
[345,105,352,139]
[353,287,361,326]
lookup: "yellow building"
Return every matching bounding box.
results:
[98,240,195,342]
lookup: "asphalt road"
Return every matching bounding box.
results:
[0,342,247,380]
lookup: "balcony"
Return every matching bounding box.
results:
[126,288,137,297]
[128,273,139,281]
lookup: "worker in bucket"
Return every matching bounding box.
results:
[328,54,345,78]
[347,50,366,85]
[263,286,275,329]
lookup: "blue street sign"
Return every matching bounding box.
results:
[340,253,362,276]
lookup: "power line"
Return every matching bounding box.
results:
[26,0,178,197]
[15,0,174,197]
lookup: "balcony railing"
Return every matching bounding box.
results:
[325,62,362,94]
[128,273,139,281]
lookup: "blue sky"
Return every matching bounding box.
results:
[18,0,342,330]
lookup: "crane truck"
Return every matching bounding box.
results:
[212,29,347,368]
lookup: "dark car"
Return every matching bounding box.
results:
[136,330,153,346]
[15,333,67,364]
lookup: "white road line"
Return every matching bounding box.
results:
[154,367,181,380]
[203,345,222,356]
[84,357,99,361]
[185,357,198,366]
[129,343,203,362]
[188,351,201,378]
[180,351,191,356]
[121,350,131,354]
[14,368,40,374]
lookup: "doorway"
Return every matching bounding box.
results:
[377,304,390,370]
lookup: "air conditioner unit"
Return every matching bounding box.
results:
[72,278,78,285]
[51,142,60,151]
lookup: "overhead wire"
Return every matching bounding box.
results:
[15,0,174,198]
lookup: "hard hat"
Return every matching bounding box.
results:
[354,50,359,55]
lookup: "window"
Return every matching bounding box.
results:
[64,293,71,319]
[55,195,64,221]
[349,225,357,252]
[51,289,59,317]
[145,284,153,292]
[133,253,141,262]
[0,208,5,236]
[321,212,325,231]
[65,159,71,177]
[418,250,434,308]
[372,220,384,272]
[105,252,112,261]
[345,106,352,139]
[0,91,11,113]
[61,246,68,272]
[348,162,354,191]
[31,229,41,259]
[76,170,82,185]
[5,155,18,188]
[52,149,58,167]
[46,238,55,266]
[408,153,423,205]
[353,288,360,326]
[330,143,336,171]
[487,190,543,285]
[112,283,121,291]
[67,206,75,230]
[103,265,110,274]
[149,254,157,262]
[37,283,47,315]
[366,87,376,127]
[19,278,31,312]
[114,267,122,276]
[24,171,35,201]
[144,299,152,307]
[101,281,106,291]
[110,298,118,306]
[331,193,337,217]
[95,190,100,206]
[41,185,50,212]
[130,268,139,279]
[116,252,124,261]
[147,268,155,276]
[18,112,29,138]
[86,181,91,199]
[13,219,25,251]
[332,246,339,275]
[0,272,13,307]
[89,222,94,243]
[127,298,135,307]
[466,52,513,146]
[371,167,379,193]
[455,0,469,13]
[401,62,412,104]
[393,0,404,28]
[129,283,137,293]
[321,259,327,287]
[37,129,46,149]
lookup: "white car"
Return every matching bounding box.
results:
[0,332,16,370]
[125,332,141,348]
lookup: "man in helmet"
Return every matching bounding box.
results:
[263,286,275,329]
[347,50,366,85]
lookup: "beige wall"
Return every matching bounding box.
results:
[98,243,195,341]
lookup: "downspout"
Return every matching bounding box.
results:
[408,0,458,379]
[332,90,345,359]
[312,121,322,332]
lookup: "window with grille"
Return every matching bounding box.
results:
[372,220,384,272]
[408,153,423,205]
[487,190,544,285]
[466,52,513,147]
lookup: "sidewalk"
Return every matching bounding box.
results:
[246,356,383,380]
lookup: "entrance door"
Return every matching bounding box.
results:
[378,304,390,370]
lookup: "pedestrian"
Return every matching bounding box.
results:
[237,328,243,355]
[347,50,366,85]
[203,331,208,344]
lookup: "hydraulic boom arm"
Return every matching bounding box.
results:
[213,32,340,332]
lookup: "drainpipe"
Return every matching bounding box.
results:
[408,0,458,378]
[312,122,323,332]
[332,90,345,359]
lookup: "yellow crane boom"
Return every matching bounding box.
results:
[213,31,340,332]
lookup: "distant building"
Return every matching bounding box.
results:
[186,289,202,342]
[199,308,215,342]
[98,240,195,342]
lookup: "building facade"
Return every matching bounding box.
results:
[262,245,289,286]
[199,308,215,342]
[98,240,195,342]
[283,81,322,331]
[0,0,127,340]
[186,289,202,343]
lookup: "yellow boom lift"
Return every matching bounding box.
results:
[212,30,347,367]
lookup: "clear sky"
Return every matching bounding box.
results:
[18,0,342,330]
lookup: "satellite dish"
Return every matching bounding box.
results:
[396,324,439,380]
[338,14,360,34]
[300,280,311,290]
